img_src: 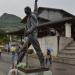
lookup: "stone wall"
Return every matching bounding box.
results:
[59,37,73,51]
[29,36,58,56]
[29,36,73,57]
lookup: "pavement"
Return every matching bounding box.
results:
[0,52,75,75]
[24,55,75,75]
[52,62,75,75]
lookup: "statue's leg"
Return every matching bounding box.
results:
[49,55,52,65]
[17,39,31,64]
[28,36,44,67]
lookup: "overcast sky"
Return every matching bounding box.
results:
[0,0,75,18]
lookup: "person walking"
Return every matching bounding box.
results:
[45,48,52,65]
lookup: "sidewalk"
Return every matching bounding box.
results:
[0,52,75,75]
[52,62,75,75]
[0,71,5,75]
[23,55,75,75]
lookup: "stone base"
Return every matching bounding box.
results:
[18,67,49,73]
[18,67,52,75]
[8,68,52,75]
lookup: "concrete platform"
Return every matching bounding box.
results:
[8,68,52,75]
[18,67,49,73]
[18,67,52,75]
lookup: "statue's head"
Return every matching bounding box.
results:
[24,6,31,16]
[35,0,38,2]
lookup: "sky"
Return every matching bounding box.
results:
[0,0,75,18]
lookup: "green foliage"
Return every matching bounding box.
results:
[27,49,34,54]
[0,34,10,44]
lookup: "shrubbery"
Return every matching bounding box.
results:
[27,49,34,54]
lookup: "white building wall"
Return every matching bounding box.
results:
[29,36,58,56]
[59,37,73,51]
[39,10,63,21]
[29,36,73,57]
[65,23,71,37]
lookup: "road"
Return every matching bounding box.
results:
[0,52,52,75]
[0,52,75,75]
[0,52,12,75]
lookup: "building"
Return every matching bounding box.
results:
[0,7,75,57]
[19,7,75,56]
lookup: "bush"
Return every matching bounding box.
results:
[27,49,34,54]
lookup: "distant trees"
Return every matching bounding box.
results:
[0,34,10,44]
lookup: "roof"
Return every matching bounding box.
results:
[9,17,74,36]
[21,7,75,24]
[38,7,75,17]
[21,15,49,24]
[38,17,73,28]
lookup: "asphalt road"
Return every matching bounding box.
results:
[0,52,52,75]
[0,52,12,75]
[0,52,75,75]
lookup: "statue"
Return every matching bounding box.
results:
[17,6,45,68]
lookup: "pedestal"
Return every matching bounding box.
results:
[18,67,52,75]
[8,67,52,75]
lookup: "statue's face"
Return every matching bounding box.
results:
[24,7,31,16]
[35,0,38,2]
[36,0,38,2]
